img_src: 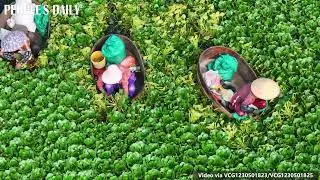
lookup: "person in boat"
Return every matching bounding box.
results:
[0,30,34,69]
[230,78,280,116]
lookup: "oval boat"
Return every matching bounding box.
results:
[91,34,145,100]
[197,46,258,118]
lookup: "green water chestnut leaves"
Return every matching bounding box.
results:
[0,0,320,178]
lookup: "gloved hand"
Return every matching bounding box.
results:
[238,111,247,116]
[232,113,248,121]
[15,62,27,69]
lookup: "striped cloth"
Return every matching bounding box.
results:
[2,51,32,63]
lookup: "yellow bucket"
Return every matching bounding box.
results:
[91,51,106,69]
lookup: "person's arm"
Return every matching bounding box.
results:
[232,95,246,116]
[231,84,251,116]
[0,9,11,28]
[24,39,31,51]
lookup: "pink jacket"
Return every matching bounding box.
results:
[230,83,267,116]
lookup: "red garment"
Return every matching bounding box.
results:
[92,67,106,91]
[93,67,106,78]
[120,56,137,68]
[96,77,104,91]
[252,98,267,109]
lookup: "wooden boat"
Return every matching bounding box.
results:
[0,0,50,70]
[197,46,258,118]
[90,34,145,100]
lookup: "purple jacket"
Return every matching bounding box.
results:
[230,83,256,116]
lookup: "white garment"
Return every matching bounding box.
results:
[8,0,36,32]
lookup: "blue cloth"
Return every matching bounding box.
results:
[240,105,255,113]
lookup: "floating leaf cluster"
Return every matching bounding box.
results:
[0,0,319,179]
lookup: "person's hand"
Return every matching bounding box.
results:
[15,63,22,69]
[23,40,31,51]
[7,18,15,28]
[238,111,247,116]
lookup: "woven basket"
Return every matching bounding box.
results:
[197,46,258,118]
[90,34,145,100]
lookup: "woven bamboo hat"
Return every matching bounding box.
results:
[251,78,280,100]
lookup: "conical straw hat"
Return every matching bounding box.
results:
[102,65,122,84]
[251,78,280,100]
